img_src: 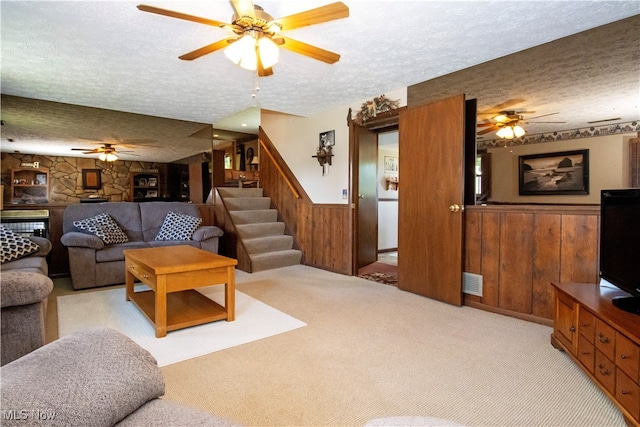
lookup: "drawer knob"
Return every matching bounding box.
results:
[142,274,149,279]
[569,326,576,333]
[598,364,610,376]
[621,390,631,395]
[620,354,627,360]
[597,333,609,344]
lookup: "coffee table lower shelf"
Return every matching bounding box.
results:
[129,289,228,333]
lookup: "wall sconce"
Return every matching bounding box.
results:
[312,146,333,176]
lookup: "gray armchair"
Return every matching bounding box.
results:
[1,270,53,365]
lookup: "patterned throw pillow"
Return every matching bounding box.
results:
[155,211,202,241]
[0,225,40,264]
[73,213,129,245]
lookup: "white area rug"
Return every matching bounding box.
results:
[58,285,306,367]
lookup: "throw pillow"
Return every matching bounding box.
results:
[73,213,129,245]
[0,225,40,264]
[155,211,202,241]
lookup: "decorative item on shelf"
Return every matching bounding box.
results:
[385,176,399,191]
[354,94,400,125]
[312,146,333,176]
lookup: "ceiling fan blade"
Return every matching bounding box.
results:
[478,98,526,115]
[477,127,499,135]
[279,36,340,64]
[179,38,236,61]
[137,5,228,28]
[525,112,560,120]
[476,122,496,128]
[276,2,349,31]
[527,120,567,124]
[230,0,255,20]
[71,148,93,151]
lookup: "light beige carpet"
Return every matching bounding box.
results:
[57,284,306,367]
[158,265,625,427]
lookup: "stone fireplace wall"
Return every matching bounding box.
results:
[1,153,166,205]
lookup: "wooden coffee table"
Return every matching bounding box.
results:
[123,245,238,338]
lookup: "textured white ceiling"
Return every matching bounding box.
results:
[1,1,639,162]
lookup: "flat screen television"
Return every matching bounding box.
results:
[600,189,640,315]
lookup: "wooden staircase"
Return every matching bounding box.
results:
[216,187,302,272]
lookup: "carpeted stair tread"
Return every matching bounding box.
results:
[236,222,286,239]
[225,197,271,211]
[229,209,278,224]
[244,235,294,254]
[250,249,303,272]
[217,187,264,198]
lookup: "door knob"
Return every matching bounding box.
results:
[448,204,463,213]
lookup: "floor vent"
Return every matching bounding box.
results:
[463,272,483,297]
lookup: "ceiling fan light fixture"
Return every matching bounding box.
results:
[493,114,509,123]
[496,126,514,139]
[258,36,279,68]
[98,152,118,162]
[224,34,256,69]
[513,125,526,138]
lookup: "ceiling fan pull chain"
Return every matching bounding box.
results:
[252,72,261,99]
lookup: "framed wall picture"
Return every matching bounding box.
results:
[519,149,589,195]
[81,169,102,190]
[35,173,47,185]
[384,156,399,173]
[319,130,335,148]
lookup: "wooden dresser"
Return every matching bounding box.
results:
[551,282,640,426]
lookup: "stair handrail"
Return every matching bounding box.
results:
[259,131,300,199]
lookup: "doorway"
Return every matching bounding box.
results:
[356,128,399,285]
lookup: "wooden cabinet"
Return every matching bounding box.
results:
[10,167,49,204]
[130,171,160,202]
[551,282,640,426]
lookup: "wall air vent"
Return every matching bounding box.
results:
[463,272,483,297]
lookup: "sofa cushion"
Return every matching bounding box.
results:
[0,327,164,427]
[74,213,129,245]
[155,211,202,241]
[95,241,150,263]
[63,202,144,242]
[0,226,39,264]
[139,202,202,242]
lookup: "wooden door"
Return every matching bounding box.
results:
[356,125,379,269]
[398,94,465,305]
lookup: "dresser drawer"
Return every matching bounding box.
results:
[578,334,595,373]
[616,369,640,422]
[595,350,616,394]
[595,320,616,361]
[616,333,639,383]
[579,308,596,344]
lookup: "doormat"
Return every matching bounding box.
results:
[358,272,398,287]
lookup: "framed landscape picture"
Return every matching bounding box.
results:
[519,149,589,195]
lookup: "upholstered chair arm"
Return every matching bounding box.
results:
[0,271,53,308]
[60,231,105,249]
[191,226,224,242]
[0,327,165,427]
[26,236,52,257]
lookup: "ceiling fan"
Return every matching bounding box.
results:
[477,110,566,137]
[71,143,139,161]
[137,1,349,77]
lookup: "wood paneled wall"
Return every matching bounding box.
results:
[464,204,600,324]
[259,129,352,275]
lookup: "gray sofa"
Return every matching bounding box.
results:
[1,236,54,366]
[0,327,237,426]
[61,202,224,290]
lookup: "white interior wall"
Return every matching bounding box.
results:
[261,88,407,204]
